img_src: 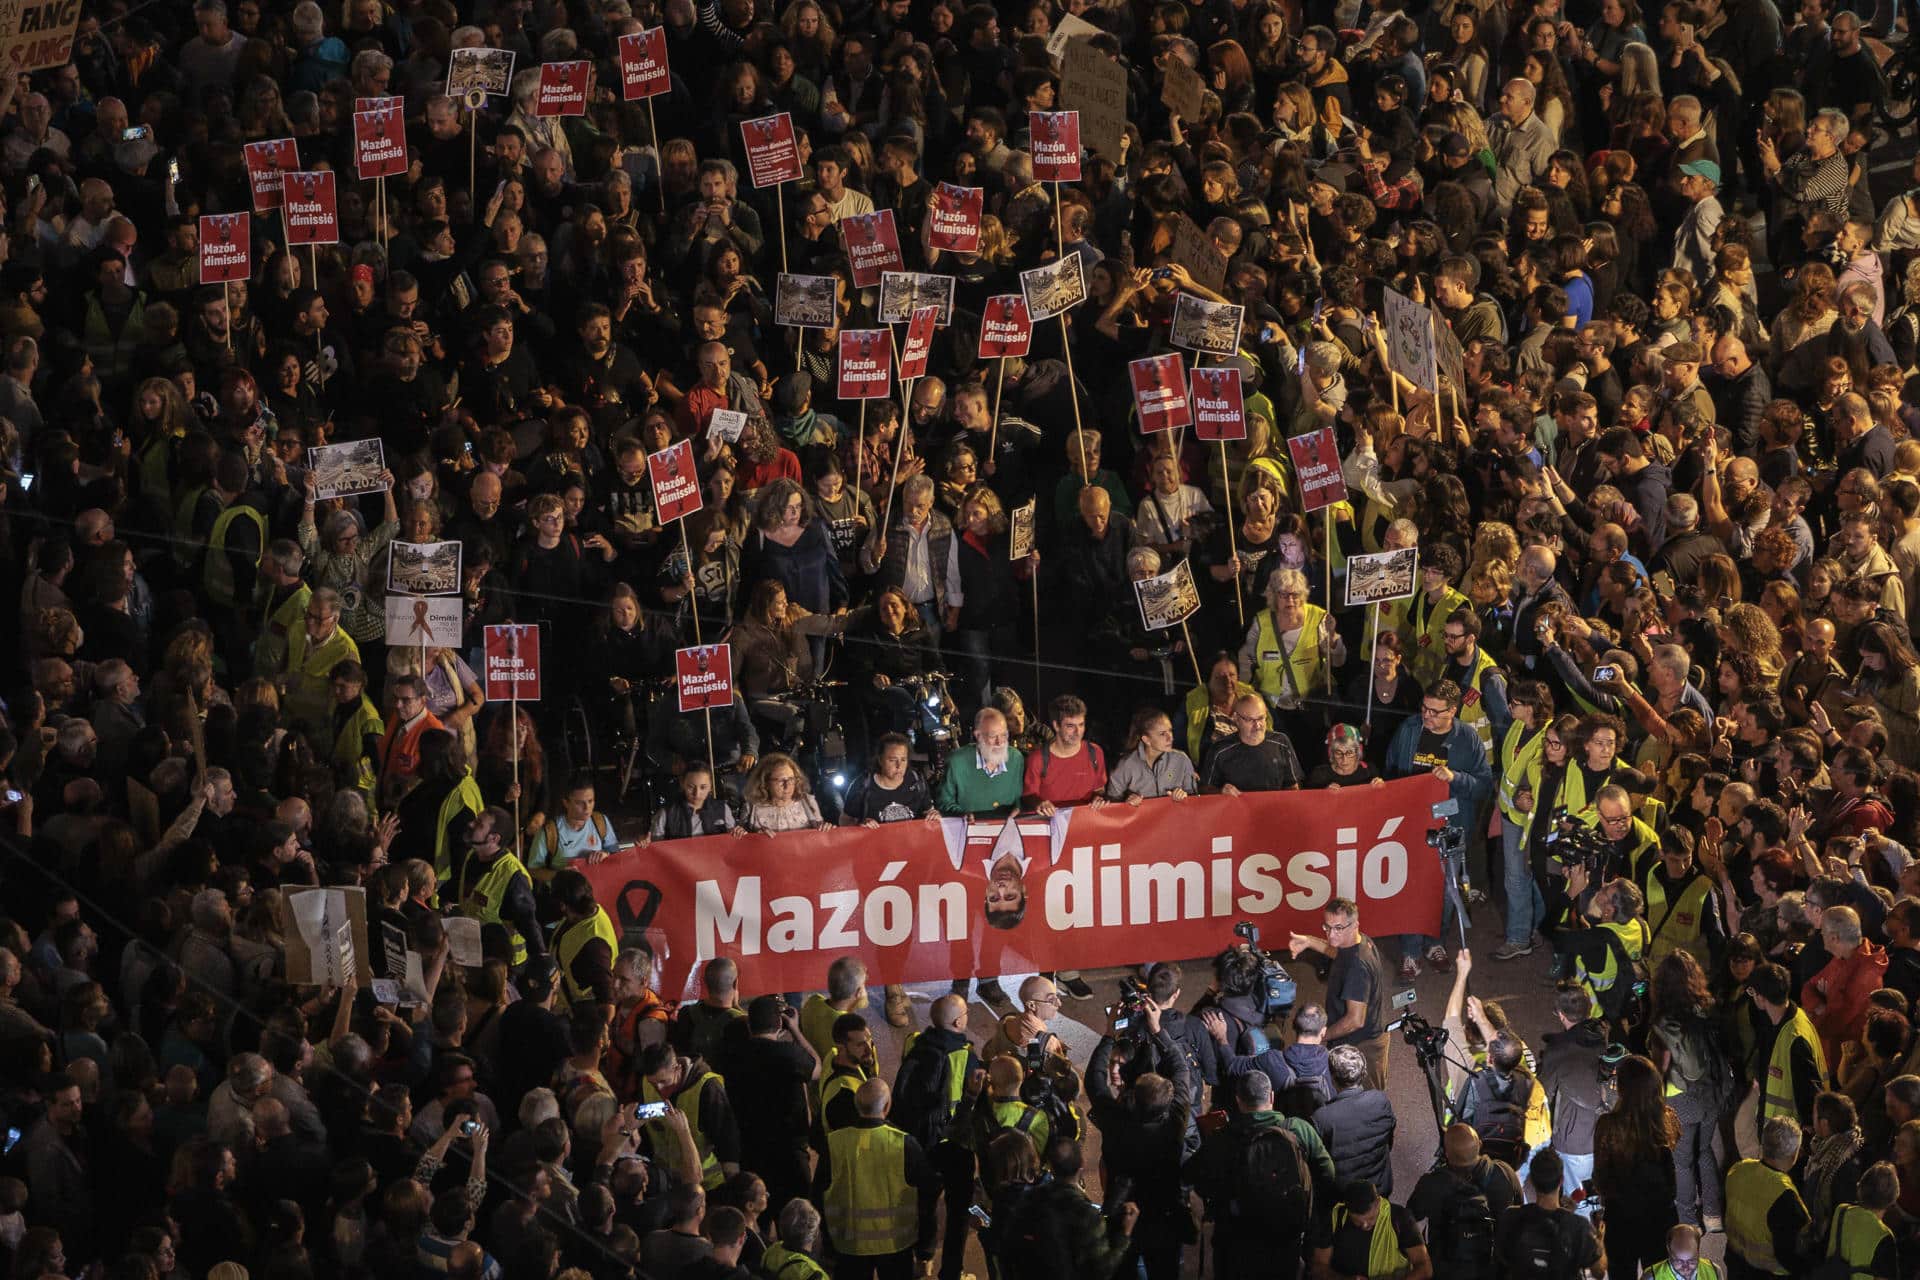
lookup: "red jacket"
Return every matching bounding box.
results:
[1806,940,1889,1067]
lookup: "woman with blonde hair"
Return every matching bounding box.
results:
[1769,261,1839,374]
[1886,258,1920,374]
[739,752,828,833]
[1704,243,1768,356]
[1720,601,1785,680]
[1269,82,1317,143]
[779,1,836,85]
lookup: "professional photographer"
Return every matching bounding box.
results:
[1196,943,1278,1058]
[1086,1003,1198,1280]
[1405,1124,1522,1280]
[1452,1032,1551,1171]
[892,995,982,1280]
[1638,826,1726,973]
[1184,1072,1336,1280]
[1535,983,1612,1205]
[1563,869,1651,1031]
[1312,1044,1398,1196]
[981,976,1078,1109]
[1288,897,1394,1090]
[1110,963,1213,1115]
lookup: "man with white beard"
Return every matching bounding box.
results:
[935,708,1026,1010]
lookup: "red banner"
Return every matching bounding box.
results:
[535,60,590,116]
[581,778,1447,992]
[648,439,703,523]
[928,183,983,253]
[978,295,1033,359]
[1288,427,1349,513]
[618,28,671,100]
[483,623,542,701]
[1130,352,1191,434]
[841,209,903,288]
[1029,110,1082,182]
[354,108,408,180]
[1192,366,1247,441]
[741,113,803,188]
[282,171,338,245]
[676,644,734,712]
[243,138,299,212]
[899,306,939,380]
[838,328,892,400]
[198,213,251,284]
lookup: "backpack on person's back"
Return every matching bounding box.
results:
[1497,1204,1584,1279]
[1227,1123,1313,1238]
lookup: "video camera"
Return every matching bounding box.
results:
[1106,977,1152,1050]
[1233,921,1298,1015]
[1385,989,1449,1064]
[1543,808,1617,878]
[1427,797,1467,859]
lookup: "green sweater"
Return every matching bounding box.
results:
[935,747,1026,818]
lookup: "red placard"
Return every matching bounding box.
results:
[676,644,734,713]
[618,28,671,101]
[978,295,1033,359]
[353,109,408,180]
[838,329,893,400]
[1288,426,1350,513]
[198,213,251,284]
[482,623,542,701]
[741,113,803,188]
[580,776,1447,992]
[899,306,939,381]
[355,95,404,113]
[281,170,339,245]
[1029,111,1082,183]
[841,209,903,288]
[243,138,299,212]
[1191,366,1247,442]
[535,60,590,116]
[927,183,983,253]
[1129,353,1191,434]
[648,439,703,523]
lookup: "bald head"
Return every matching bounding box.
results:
[930,994,968,1031]
[854,1078,891,1118]
[1444,1122,1482,1169]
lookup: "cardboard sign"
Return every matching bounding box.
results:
[198,213,251,285]
[838,328,893,400]
[1171,294,1244,355]
[1347,548,1421,608]
[1134,558,1201,631]
[1383,286,1438,395]
[648,438,703,523]
[355,95,404,113]
[1009,499,1037,560]
[1191,366,1247,442]
[1129,353,1191,434]
[243,138,299,212]
[619,27,671,100]
[281,170,339,245]
[353,108,408,180]
[927,183,983,253]
[841,208,904,288]
[676,644,734,712]
[899,306,939,381]
[1028,110,1082,183]
[280,886,372,985]
[385,594,463,647]
[448,46,515,97]
[535,60,590,116]
[1019,255,1086,321]
[483,623,542,701]
[1161,60,1207,123]
[978,294,1033,359]
[1167,215,1228,293]
[741,112,803,188]
[1288,427,1349,513]
[1060,39,1127,162]
[0,0,81,74]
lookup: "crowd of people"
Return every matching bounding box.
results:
[8,0,1920,1275]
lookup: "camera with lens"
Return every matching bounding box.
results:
[1232,921,1298,1015]
[1106,977,1152,1049]
[1544,808,1616,878]
[1390,1009,1450,1064]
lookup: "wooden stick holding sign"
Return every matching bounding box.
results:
[1010,499,1039,702]
[483,624,542,854]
